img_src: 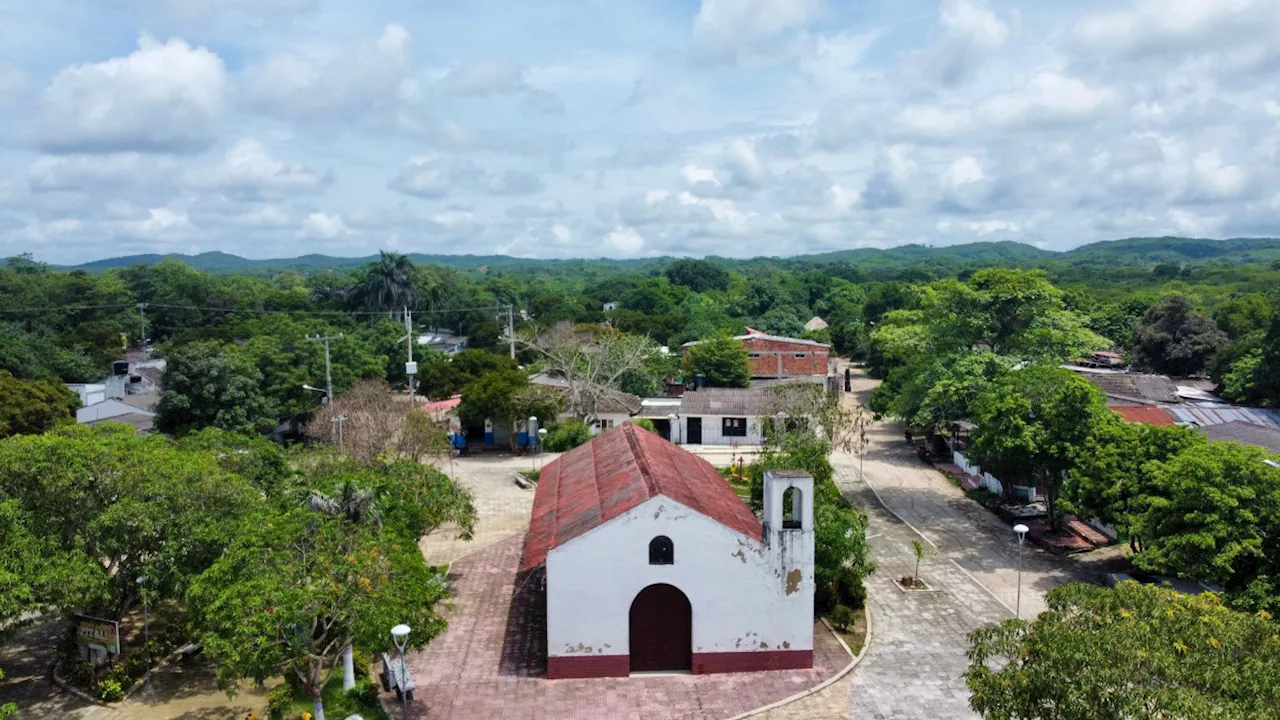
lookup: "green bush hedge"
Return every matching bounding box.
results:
[544,420,593,452]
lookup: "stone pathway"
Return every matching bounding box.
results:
[409,534,852,720]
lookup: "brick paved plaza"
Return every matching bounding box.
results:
[407,534,852,720]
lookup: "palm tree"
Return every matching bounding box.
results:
[305,481,382,529]
[356,251,415,318]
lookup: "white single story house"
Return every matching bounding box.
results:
[521,423,814,678]
[674,387,772,446]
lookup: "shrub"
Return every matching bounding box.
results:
[631,418,657,433]
[544,420,593,452]
[830,605,854,632]
[96,678,125,702]
[266,683,293,720]
[347,678,380,706]
[352,648,374,680]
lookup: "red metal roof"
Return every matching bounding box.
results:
[1112,406,1175,426]
[519,423,763,571]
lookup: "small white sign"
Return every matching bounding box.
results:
[405,361,418,375]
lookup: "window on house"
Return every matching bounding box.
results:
[722,417,747,437]
[794,352,806,359]
[747,352,761,359]
[649,536,674,565]
[594,419,615,431]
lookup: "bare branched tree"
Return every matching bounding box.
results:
[764,381,863,453]
[309,380,450,466]
[518,322,658,422]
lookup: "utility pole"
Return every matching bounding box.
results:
[507,304,516,360]
[136,303,147,354]
[404,306,415,409]
[306,333,344,403]
[331,414,346,454]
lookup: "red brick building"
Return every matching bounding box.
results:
[682,328,831,379]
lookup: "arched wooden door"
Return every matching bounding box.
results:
[629,583,692,672]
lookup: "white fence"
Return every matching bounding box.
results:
[953,450,1005,497]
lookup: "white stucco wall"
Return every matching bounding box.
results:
[545,491,813,661]
[677,414,764,446]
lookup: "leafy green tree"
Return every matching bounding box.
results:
[0,370,79,439]
[155,341,276,436]
[1213,293,1273,340]
[1063,422,1205,553]
[0,425,264,619]
[966,582,1280,720]
[0,323,101,382]
[418,349,518,400]
[665,259,730,293]
[458,370,562,449]
[969,366,1112,528]
[682,334,751,388]
[1132,441,1280,613]
[1133,294,1227,376]
[177,428,294,497]
[885,352,1015,431]
[188,509,449,720]
[543,420,594,452]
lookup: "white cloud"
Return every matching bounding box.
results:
[123,207,195,239]
[300,211,349,239]
[0,63,28,108]
[895,72,1117,139]
[37,35,227,153]
[1074,0,1280,58]
[240,24,412,122]
[387,157,481,199]
[723,138,770,189]
[441,61,526,96]
[190,139,330,199]
[605,226,646,255]
[487,170,545,196]
[926,0,1011,86]
[27,154,178,193]
[692,0,825,62]
[506,199,567,218]
[944,156,985,187]
[1183,151,1249,202]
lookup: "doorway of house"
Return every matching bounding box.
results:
[629,583,692,673]
[653,418,672,441]
[686,417,703,444]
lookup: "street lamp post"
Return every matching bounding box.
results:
[527,416,538,469]
[391,624,411,719]
[1013,524,1029,620]
[137,575,151,693]
[537,428,547,470]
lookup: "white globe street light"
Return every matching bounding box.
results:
[391,624,411,718]
[1013,524,1030,620]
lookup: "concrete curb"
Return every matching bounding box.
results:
[724,605,874,720]
[50,657,116,708]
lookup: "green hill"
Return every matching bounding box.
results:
[53,237,1280,275]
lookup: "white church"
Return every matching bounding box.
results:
[519,422,815,679]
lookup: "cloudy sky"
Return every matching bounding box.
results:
[2,0,1279,264]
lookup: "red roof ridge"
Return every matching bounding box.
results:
[623,423,659,498]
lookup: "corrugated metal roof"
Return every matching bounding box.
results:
[678,387,773,417]
[680,330,830,349]
[519,423,762,571]
[1112,406,1176,426]
[1167,406,1280,429]
[1079,372,1181,404]
[1200,421,1280,455]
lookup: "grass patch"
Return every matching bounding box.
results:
[717,466,752,500]
[284,675,391,720]
[519,469,540,484]
[825,607,868,657]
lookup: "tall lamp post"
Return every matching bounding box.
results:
[137,575,152,693]
[527,416,538,470]
[537,428,547,471]
[1013,524,1029,620]
[391,624,411,719]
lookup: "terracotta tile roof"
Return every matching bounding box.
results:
[1112,406,1176,426]
[519,423,762,571]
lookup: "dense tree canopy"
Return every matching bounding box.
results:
[0,370,79,439]
[1133,294,1228,376]
[682,334,751,388]
[155,341,276,436]
[966,582,1280,720]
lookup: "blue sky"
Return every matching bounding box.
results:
[2,0,1279,263]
